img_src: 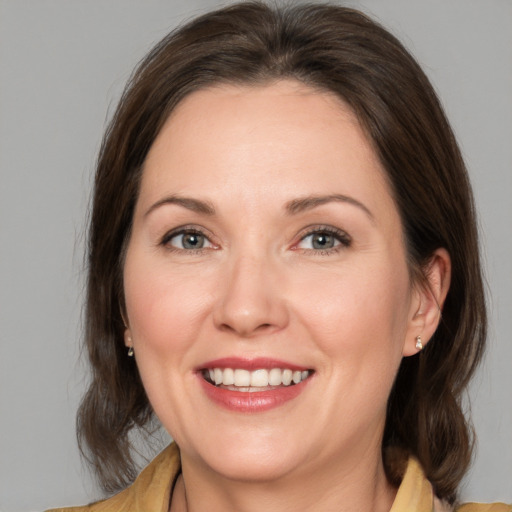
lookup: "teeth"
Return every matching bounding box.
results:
[223,367,234,385]
[268,368,282,386]
[214,368,223,385]
[204,367,311,388]
[234,369,251,386]
[251,369,269,387]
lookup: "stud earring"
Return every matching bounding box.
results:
[127,346,134,357]
[415,336,423,351]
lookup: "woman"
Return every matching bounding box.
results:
[47,2,511,511]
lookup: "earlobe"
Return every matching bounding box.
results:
[403,248,451,356]
[121,305,132,348]
[124,329,135,357]
[124,328,133,348]
[122,309,135,356]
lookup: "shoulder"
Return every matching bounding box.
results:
[45,443,181,512]
[395,456,511,512]
[456,504,512,512]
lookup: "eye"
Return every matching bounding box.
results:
[295,227,351,252]
[163,229,214,251]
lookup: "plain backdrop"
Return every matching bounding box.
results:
[0,1,510,510]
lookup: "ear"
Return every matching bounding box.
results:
[124,328,133,348]
[403,248,451,356]
[120,305,132,348]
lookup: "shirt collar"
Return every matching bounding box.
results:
[390,456,435,512]
[132,445,435,512]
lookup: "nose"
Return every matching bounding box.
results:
[212,253,289,338]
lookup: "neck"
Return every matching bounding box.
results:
[170,444,397,512]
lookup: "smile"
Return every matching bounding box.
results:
[197,358,314,412]
[202,367,311,391]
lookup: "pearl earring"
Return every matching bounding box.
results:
[415,336,423,351]
[127,346,134,357]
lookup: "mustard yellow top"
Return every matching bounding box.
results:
[47,444,511,512]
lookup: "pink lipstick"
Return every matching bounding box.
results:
[197,357,313,413]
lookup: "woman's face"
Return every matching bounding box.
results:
[123,81,424,482]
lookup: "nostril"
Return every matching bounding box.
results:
[219,323,236,333]
[218,321,276,336]
[213,287,290,336]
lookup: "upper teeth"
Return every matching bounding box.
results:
[207,368,310,387]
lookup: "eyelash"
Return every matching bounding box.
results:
[293,225,352,255]
[160,226,216,254]
[160,225,352,255]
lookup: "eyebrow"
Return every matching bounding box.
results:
[285,194,374,220]
[144,193,373,220]
[144,195,216,218]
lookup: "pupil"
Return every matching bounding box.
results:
[313,233,333,249]
[183,233,203,249]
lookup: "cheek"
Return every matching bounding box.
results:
[123,250,214,357]
[291,258,411,367]
[122,251,217,432]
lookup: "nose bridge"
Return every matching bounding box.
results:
[213,246,288,337]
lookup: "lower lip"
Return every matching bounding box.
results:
[199,376,310,413]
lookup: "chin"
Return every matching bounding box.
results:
[206,449,302,483]
[183,429,308,482]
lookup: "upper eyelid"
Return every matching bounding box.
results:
[158,223,351,248]
[297,225,351,241]
[288,226,351,255]
[162,224,212,236]
[160,225,215,245]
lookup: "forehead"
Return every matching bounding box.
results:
[168,79,351,122]
[147,80,365,166]
[160,80,360,150]
[139,80,396,222]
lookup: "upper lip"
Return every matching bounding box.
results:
[197,357,311,372]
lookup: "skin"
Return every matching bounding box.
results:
[123,80,450,512]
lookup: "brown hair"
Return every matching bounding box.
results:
[77,1,486,503]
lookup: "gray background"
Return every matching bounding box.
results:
[0,1,510,510]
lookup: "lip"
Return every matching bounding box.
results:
[196,357,313,413]
[198,377,311,413]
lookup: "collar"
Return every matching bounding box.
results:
[390,456,436,512]
[128,444,436,512]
